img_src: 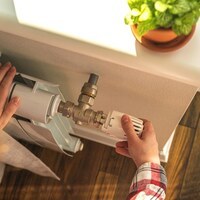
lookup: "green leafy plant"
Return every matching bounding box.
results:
[125,0,200,36]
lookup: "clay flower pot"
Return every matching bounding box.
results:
[143,28,177,43]
[131,25,196,52]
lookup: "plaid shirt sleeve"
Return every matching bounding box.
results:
[127,162,167,200]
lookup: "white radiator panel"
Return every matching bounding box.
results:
[0,31,198,162]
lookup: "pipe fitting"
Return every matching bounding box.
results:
[93,111,107,127]
[81,82,97,98]
[78,94,95,107]
[57,101,75,118]
[57,73,107,128]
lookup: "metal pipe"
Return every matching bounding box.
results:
[88,73,99,85]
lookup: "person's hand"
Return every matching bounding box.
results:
[0,62,20,130]
[115,115,160,168]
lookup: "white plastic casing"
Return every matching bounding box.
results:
[10,83,61,124]
[101,111,143,140]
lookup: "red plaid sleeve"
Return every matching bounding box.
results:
[127,162,167,200]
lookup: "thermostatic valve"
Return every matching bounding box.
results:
[101,110,144,140]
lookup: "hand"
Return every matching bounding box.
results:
[0,62,20,130]
[115,115,160,167]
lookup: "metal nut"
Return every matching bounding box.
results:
[94,111,107,127]
[81,83,97,97]
[61,101,74,117]
[78,94,94,106]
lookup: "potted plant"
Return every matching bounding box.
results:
[125,0,200,52]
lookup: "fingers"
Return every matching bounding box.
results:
[121,115,139,143]
[0,64,16,115]
[0,96,20,129]
[0,62,12,81]
[142,120,154,131]
[115,141,130,157]
[141,120,156,140]
[115,146,131,158]
[0,62,19,129]
[116,141,128,148]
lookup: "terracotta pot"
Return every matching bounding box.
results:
[143,28,177,43]
[131,24,196,52]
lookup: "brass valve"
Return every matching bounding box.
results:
[57,73,107,128]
